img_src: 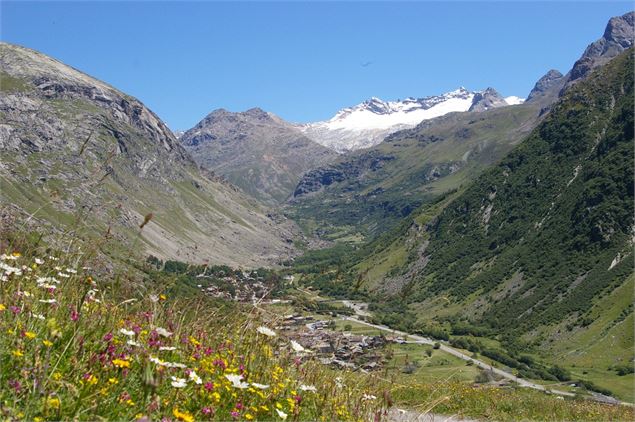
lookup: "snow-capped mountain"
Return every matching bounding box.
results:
[298,87,522,152]
[505,96,525,105]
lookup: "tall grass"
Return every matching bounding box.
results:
[0,239,388,421]
[391,381,634,421]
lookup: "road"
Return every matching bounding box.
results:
[340,315,577,398]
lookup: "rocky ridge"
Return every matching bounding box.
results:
[0,42,298,267]
[180,107,337,205]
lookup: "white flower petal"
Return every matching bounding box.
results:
[251,382,269,390]
[189,370,202,384]
[276,409,288,420]
[119,328,136,337]
[299,384,317,392]
[170,376,187,388]
[155,327,173,337]
[290,340,305,352]
[256,326,277,337]
[39,299,57,304]
[225,374,249,389]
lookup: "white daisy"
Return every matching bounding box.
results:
[189,370,202,385]
[119,328,136,337]
[256,326,277,337]
[155,327,173,337]
[225,373,249,389]
[290,340,305,352]
[159,346,177,351]
[171,376,187,388]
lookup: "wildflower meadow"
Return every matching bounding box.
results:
[0,246,387,421]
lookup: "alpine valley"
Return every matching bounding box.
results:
[0,7,634,422]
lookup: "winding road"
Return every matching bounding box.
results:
[340,314,578,398]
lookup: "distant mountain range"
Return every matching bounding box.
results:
[179,87,524,204]
[286,11,634,242]
[296,87,523,152]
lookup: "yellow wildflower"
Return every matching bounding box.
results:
[0,304,6,311]
[87,374,98,385]
[52,372,62,381]
[25,331,36,339]
[34,417,43,422]
[189,336,201,346]
[126,399,135,406]
[47,397,61,409]
[260,405,270,412]
[12,350,23,358]
[159,294,167,301]
[112,358,131,368]
[43,340,53,347]
[245,414,254,420]
[12,251,21,257]
[276,402,283,409]
[212,392,221,403]
[173,407,194,422]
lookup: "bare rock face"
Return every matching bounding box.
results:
[0,42,298,267]
[526,70,564,103]
[525,12,634,108]
[468,88,508,112]
[181,107,338,205]
[566,11,634,87]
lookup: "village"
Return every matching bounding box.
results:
[278,313,406,372]
[198,275,401,372]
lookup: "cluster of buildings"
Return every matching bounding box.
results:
[281,314,389,372]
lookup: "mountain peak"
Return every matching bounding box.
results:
[568,11,634,84]
[602,11,634,50]
[469,87,508,112]
[526,69,564,102]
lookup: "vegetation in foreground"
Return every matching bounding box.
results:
[0,240,387,421]
[391,381,634,422]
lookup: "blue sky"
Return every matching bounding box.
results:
[1,1,632,129]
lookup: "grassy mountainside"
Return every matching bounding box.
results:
[365,49,634,396]
[287,102,542,241]
[181,108,337,206]
[0,43,297,267]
